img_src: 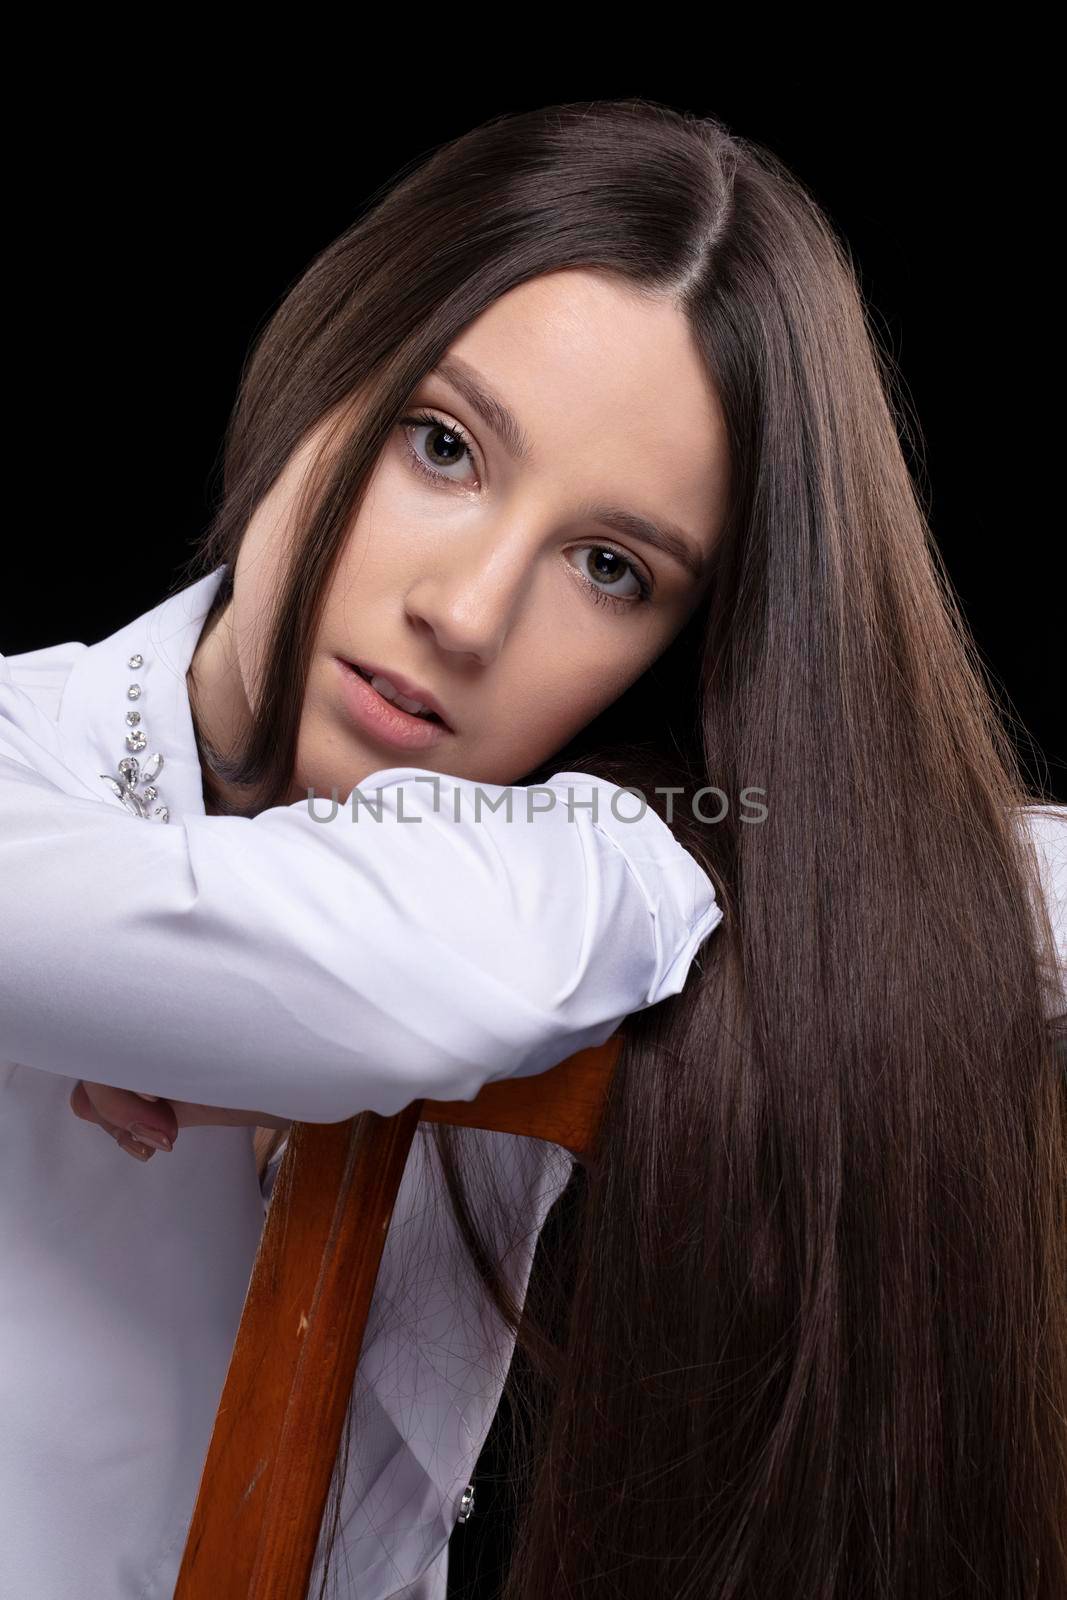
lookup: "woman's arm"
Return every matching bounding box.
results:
[1,656,721,1125]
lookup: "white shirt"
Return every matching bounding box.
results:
[0,567,726,1599]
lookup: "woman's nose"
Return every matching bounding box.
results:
[403,539,530,666]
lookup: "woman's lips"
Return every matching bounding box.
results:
[346,656,452,728]
[334,657,452,752]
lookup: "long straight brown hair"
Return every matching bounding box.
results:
[177,99,1066,1598]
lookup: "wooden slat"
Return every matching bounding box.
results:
[419,1037,620,1157]
[175,1035,620,1597]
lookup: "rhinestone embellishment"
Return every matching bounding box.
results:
[98,650,170,822]
[456,1483,475,1524]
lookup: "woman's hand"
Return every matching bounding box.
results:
[69,1080,291,1162]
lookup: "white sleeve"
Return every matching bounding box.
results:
[0,657,722,1125]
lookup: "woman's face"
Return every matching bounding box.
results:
[190,268,731,804]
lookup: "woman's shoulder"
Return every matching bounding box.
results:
[1017,802,1067,889]
[1016,802,1067,1006]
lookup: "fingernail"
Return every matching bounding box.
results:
[126,1142,153,1162]
[129,1123,173,1152]
[136,1093,161,1102]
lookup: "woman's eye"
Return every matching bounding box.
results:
[399,412,653,615]
[400,412,478,485]
[573,548,653,611]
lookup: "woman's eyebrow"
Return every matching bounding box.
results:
[432,354,534,464]
[428,354,708,582]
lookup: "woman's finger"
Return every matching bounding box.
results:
[76,1081,178,1147]
[88,1106,158,1163]
[69,1081,173,1156]
[114,1129,157,1162]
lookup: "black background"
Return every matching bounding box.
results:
[7,78,1062,803]
[6,66,1061,1599]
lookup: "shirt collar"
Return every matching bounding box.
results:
[58,565,228,822]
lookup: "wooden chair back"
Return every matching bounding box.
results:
[174,1035,621,1598]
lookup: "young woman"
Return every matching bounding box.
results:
[2,98,1064,1600]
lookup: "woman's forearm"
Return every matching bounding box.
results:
[1,664,722,1125]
